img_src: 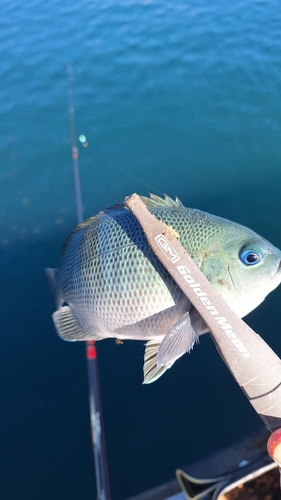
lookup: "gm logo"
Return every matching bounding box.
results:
[155,234,180,263]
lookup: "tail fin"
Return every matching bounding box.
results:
[45,268,62,309]
[53,306,95,341]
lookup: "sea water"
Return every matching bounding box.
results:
[1,1,281,498]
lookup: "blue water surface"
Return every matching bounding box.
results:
[1,1,281,498]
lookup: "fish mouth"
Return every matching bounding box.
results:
[271,259,281,280]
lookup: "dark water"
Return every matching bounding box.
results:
[1,1,281,498]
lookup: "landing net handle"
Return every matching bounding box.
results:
[125,193,281,471]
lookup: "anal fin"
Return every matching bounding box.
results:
[52,306,95,341]
[143,339,173,384]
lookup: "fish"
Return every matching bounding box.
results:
[46,194,281,383]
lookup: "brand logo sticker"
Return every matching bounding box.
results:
[155,234,180,263]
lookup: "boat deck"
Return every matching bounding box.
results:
[126,429,272,500]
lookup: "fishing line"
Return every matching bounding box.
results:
[67,64,111,500]
[96,153,161,195]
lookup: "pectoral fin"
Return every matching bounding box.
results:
[143,310,202,384]
[157,309,201,368]
[52,306,95,341]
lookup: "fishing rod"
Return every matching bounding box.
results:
[125,194,281,475]
[67,65,111,500]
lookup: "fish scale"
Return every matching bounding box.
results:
[47,194,281,383]
[58,208,180,332]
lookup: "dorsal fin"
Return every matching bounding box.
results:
[139,193,183,208]
[103,201,128,214]
[62,194,182,255]
[62,215,98,255]
[102,194,183,214]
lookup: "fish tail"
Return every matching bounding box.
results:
[52,306,95,341]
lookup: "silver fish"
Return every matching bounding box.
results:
[46,194,281,383]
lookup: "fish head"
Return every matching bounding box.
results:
[201,224,281,318]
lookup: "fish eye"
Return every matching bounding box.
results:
[239,245,262,266]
